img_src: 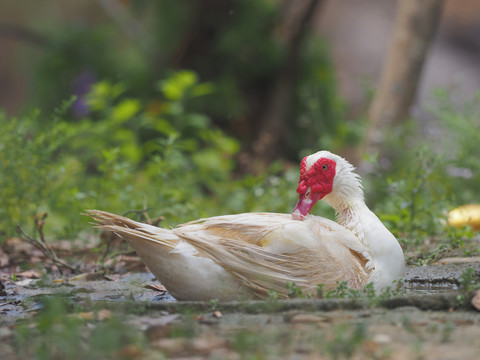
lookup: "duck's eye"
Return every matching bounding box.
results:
[322,164,328,171]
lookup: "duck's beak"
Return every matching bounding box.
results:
[292,190,323,220]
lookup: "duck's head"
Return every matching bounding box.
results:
[292,151,363,220]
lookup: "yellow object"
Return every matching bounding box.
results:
[448,204,480,230]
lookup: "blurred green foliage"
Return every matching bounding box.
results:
[292,37,360,155]
[15,296,145,360]
[27,0,344,155]
[2,76,480,250]
[1,70,325,239]
[364,91,480,259]
[1,0,479,254]
[1,1,349,241]
[430,89,480,202]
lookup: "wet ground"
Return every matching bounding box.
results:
[1,260,480,359]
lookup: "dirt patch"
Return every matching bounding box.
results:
[1,261,480,359]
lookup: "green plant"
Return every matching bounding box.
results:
[324,281,351,298]
[14,295,145,360]
[406,226,476,266]
[429,90,480,204]
[286,282,303,298]
[1,70,255,240]
[316,284,325,298]
[455,267,480,307]
[0,103,74,237]
[363,91,480,263]
[231,329,263,358]
[316,281,402,307]
[209,298,220,311]
[441,321,455,343]
[458,267,480,292]
[267,289,279,302]
[372,146,448,243]
[401,316,415,334]
[324,322,368,360]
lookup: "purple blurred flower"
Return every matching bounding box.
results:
[71,70,95,118]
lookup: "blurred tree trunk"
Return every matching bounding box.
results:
[0,23,50,47]
[362,0,445,158]
[170,0,324,171]
[251,0,323,166]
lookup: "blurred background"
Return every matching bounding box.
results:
[3,1,480,126]
[1,0,479,247]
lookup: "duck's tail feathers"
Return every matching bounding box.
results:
[85,209,178,249]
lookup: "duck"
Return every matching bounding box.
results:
[87,150,404,301]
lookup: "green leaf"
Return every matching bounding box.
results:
[160,71,198,100]
[191,82,214,97]
[111,99,141,122]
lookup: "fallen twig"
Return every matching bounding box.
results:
[100,232,116,263]
[16,224,79,274]
[34,212,48,244]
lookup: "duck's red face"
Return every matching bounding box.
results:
[292,157,336,220]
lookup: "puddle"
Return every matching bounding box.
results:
[0,271,179,323]
[2,260,479,323]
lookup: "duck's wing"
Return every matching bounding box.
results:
[175,213,370,298]
[178,212,292,246]
[88,211,370,299]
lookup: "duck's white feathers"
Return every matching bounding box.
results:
[87,210,370,300]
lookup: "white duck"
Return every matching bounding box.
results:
[87,151,404,301]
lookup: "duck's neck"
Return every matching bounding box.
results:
[326,196,369,241]
[322,168,366,235]
[324,189,389,248]
[324,192,405,289]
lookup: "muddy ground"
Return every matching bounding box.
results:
[1,259,480,359]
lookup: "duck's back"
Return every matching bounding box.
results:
[175,212,370,296]
[88,210,370,300]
